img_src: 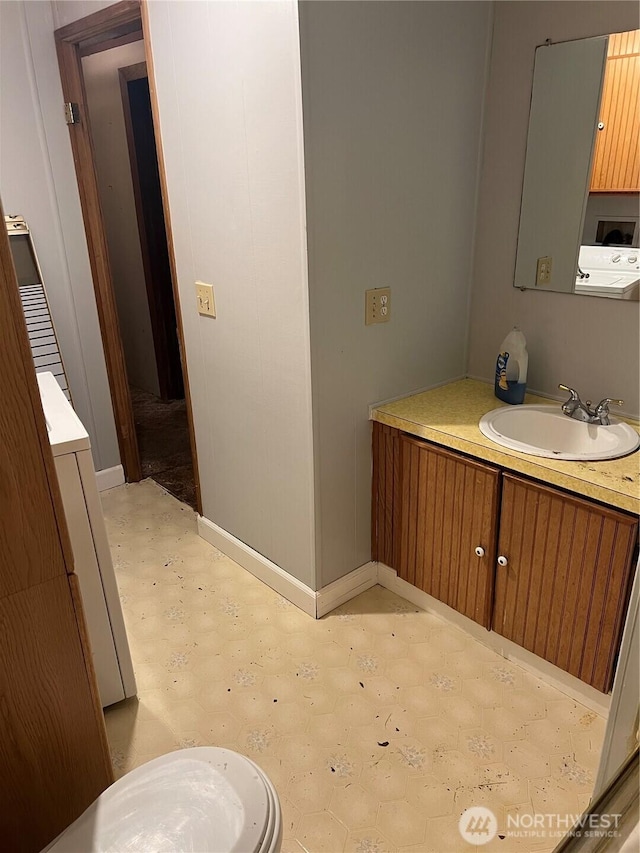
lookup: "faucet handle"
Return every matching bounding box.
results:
[595,398,624,411]
[558,384,584,417]
[558,383,579,398]
[594,398,623,426]
[558,384,582,409]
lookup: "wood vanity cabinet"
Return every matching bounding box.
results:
[493,475,638,693]
[371,422,403,571]
[371,422,639,693]
[398,435,499,629]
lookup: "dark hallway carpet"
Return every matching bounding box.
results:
[130,386,196,509]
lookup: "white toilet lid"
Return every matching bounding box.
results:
[44,747,273,853]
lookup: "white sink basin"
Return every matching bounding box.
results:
[479,404,640,461]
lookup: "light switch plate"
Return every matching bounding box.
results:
[536,256,552,286]
[365,287,391,325]
[196,281,216,317]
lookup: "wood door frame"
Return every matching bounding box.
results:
[54,0,202,512]
[119,60,181,402]
[0,193,113,850]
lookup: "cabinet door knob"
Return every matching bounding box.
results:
[497,555,508,567]
[475,546,485,557]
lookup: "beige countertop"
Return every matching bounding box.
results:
[371,379,640,515]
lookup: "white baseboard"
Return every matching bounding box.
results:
[316,562,378,618]
[377,564,611,716]
[197,516,379,620]
[197,515,317,617]
[191,521,613,712]
[95,464,125,492]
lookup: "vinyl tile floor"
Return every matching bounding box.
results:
[102,480,606,853]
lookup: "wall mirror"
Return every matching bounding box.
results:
[514,29,639,300]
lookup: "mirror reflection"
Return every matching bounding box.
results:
[578,29,639,300]
[515,29,639,299]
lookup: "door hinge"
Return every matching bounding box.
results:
[64,102,80,125]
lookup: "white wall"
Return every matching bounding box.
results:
[0,0,120,471]
[299,1,492,586]
[467,1,640,417]
[583,193,640,245]
[51,0,116,30]
[83,41,161,397]
[145,1,316,587]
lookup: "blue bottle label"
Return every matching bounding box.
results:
[496,351,509,391]
[495,351,526,404]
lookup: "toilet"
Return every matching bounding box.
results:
[42,747,282,852]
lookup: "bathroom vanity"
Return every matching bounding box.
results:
[371,379,640,694]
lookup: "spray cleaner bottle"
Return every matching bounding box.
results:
[495,327,528,405]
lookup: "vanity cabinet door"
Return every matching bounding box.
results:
[493,474,638,693]
[398,435,500,628]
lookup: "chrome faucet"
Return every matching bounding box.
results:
[590,398,625,426]
[558,384,623,425]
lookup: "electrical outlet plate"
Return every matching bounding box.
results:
[536,256,552,287]
[365,287,391,325]
[196,281,216,317]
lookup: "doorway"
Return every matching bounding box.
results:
[55,1,200,511]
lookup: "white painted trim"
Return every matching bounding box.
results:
[197,515,317,617]
[316,562,378,618]
[594,557,639,797]
[95,464,125,492]
[377,563,611,716]
[191,521,618,716]
[197,517,379,619]
[77,450,137,702]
